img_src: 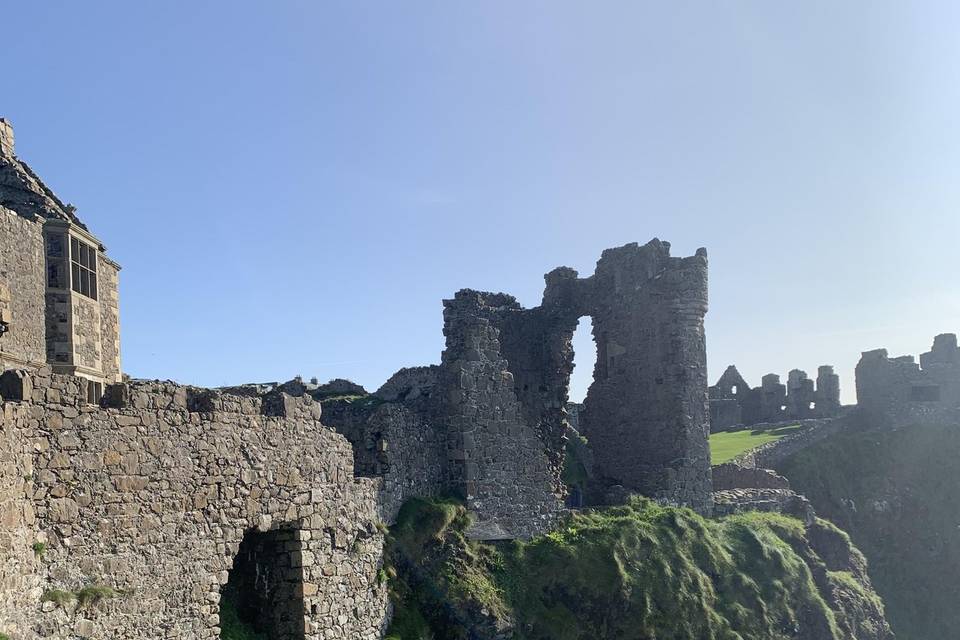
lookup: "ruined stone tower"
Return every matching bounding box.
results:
[574,241,711,511]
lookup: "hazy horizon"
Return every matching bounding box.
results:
[5,2,959,404]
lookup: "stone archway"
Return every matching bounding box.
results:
[220,526,306,640]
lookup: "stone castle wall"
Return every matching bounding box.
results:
[0,369,389,640]
[0,386,43,638]
[0,206,46,369]
[440,292,565,539]
[320,395,447,524]
[728,419,842,470]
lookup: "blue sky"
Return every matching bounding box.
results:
[5,2,959,403]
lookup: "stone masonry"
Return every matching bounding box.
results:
[321,240,714,531]
[0,118,122,393]
[0,368,389,640]
[1,117,720,635]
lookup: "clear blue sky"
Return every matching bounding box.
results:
[5,2,959,403]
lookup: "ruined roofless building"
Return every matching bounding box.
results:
[321,240,714,535]
[856,333,960,426]
[708,363,841,431]
[0,118,121,399]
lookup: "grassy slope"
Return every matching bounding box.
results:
[385,498,889,640]
[776,422,960,640]
[710,425,802,465]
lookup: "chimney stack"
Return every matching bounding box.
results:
[0,118,14,156]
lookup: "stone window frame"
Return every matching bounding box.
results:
[70,236,98,300]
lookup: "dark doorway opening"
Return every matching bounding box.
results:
[220,527,306,640]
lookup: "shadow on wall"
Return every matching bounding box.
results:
[219,526,307,640]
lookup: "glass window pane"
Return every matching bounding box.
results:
[81,269,89,296]
[72,263,81,293]
[79,244,88,268]
[71,238,80,263]
[88,247,97,271]
[89,272,98,300]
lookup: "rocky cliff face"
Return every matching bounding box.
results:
[384,497,891,640]
[776,420,960,640]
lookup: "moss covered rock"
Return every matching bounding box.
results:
[384,497,890,640]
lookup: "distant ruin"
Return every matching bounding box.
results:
[856,333,960,426]
[709,364,841,431]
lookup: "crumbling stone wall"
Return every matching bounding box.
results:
[579,242,712,513]
[0,369,389,640]
[728,419,843,469]
[440,291,566,538]
[320,368,447,524]
[709,365,842,430]
[708,365,749,431]
[321,240,714,533]
[856,333,960,426]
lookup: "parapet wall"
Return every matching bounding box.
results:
[0,368,389,640]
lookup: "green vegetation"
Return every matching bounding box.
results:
[0,632,10,640]
[40,584,127,610]
[219,591,266,640]
[75,585,121,608]
[560,435,589,487]
[710,424,802,465]
[31,542,46,558]
[384,496,886,639]
[777,422,960,640]
[40,589,75,607]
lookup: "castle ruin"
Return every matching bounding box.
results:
[709,364,841,431]
[0,121,713,638]
[856,333,960,426]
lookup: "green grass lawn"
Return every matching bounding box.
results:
[710,424,802,465]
